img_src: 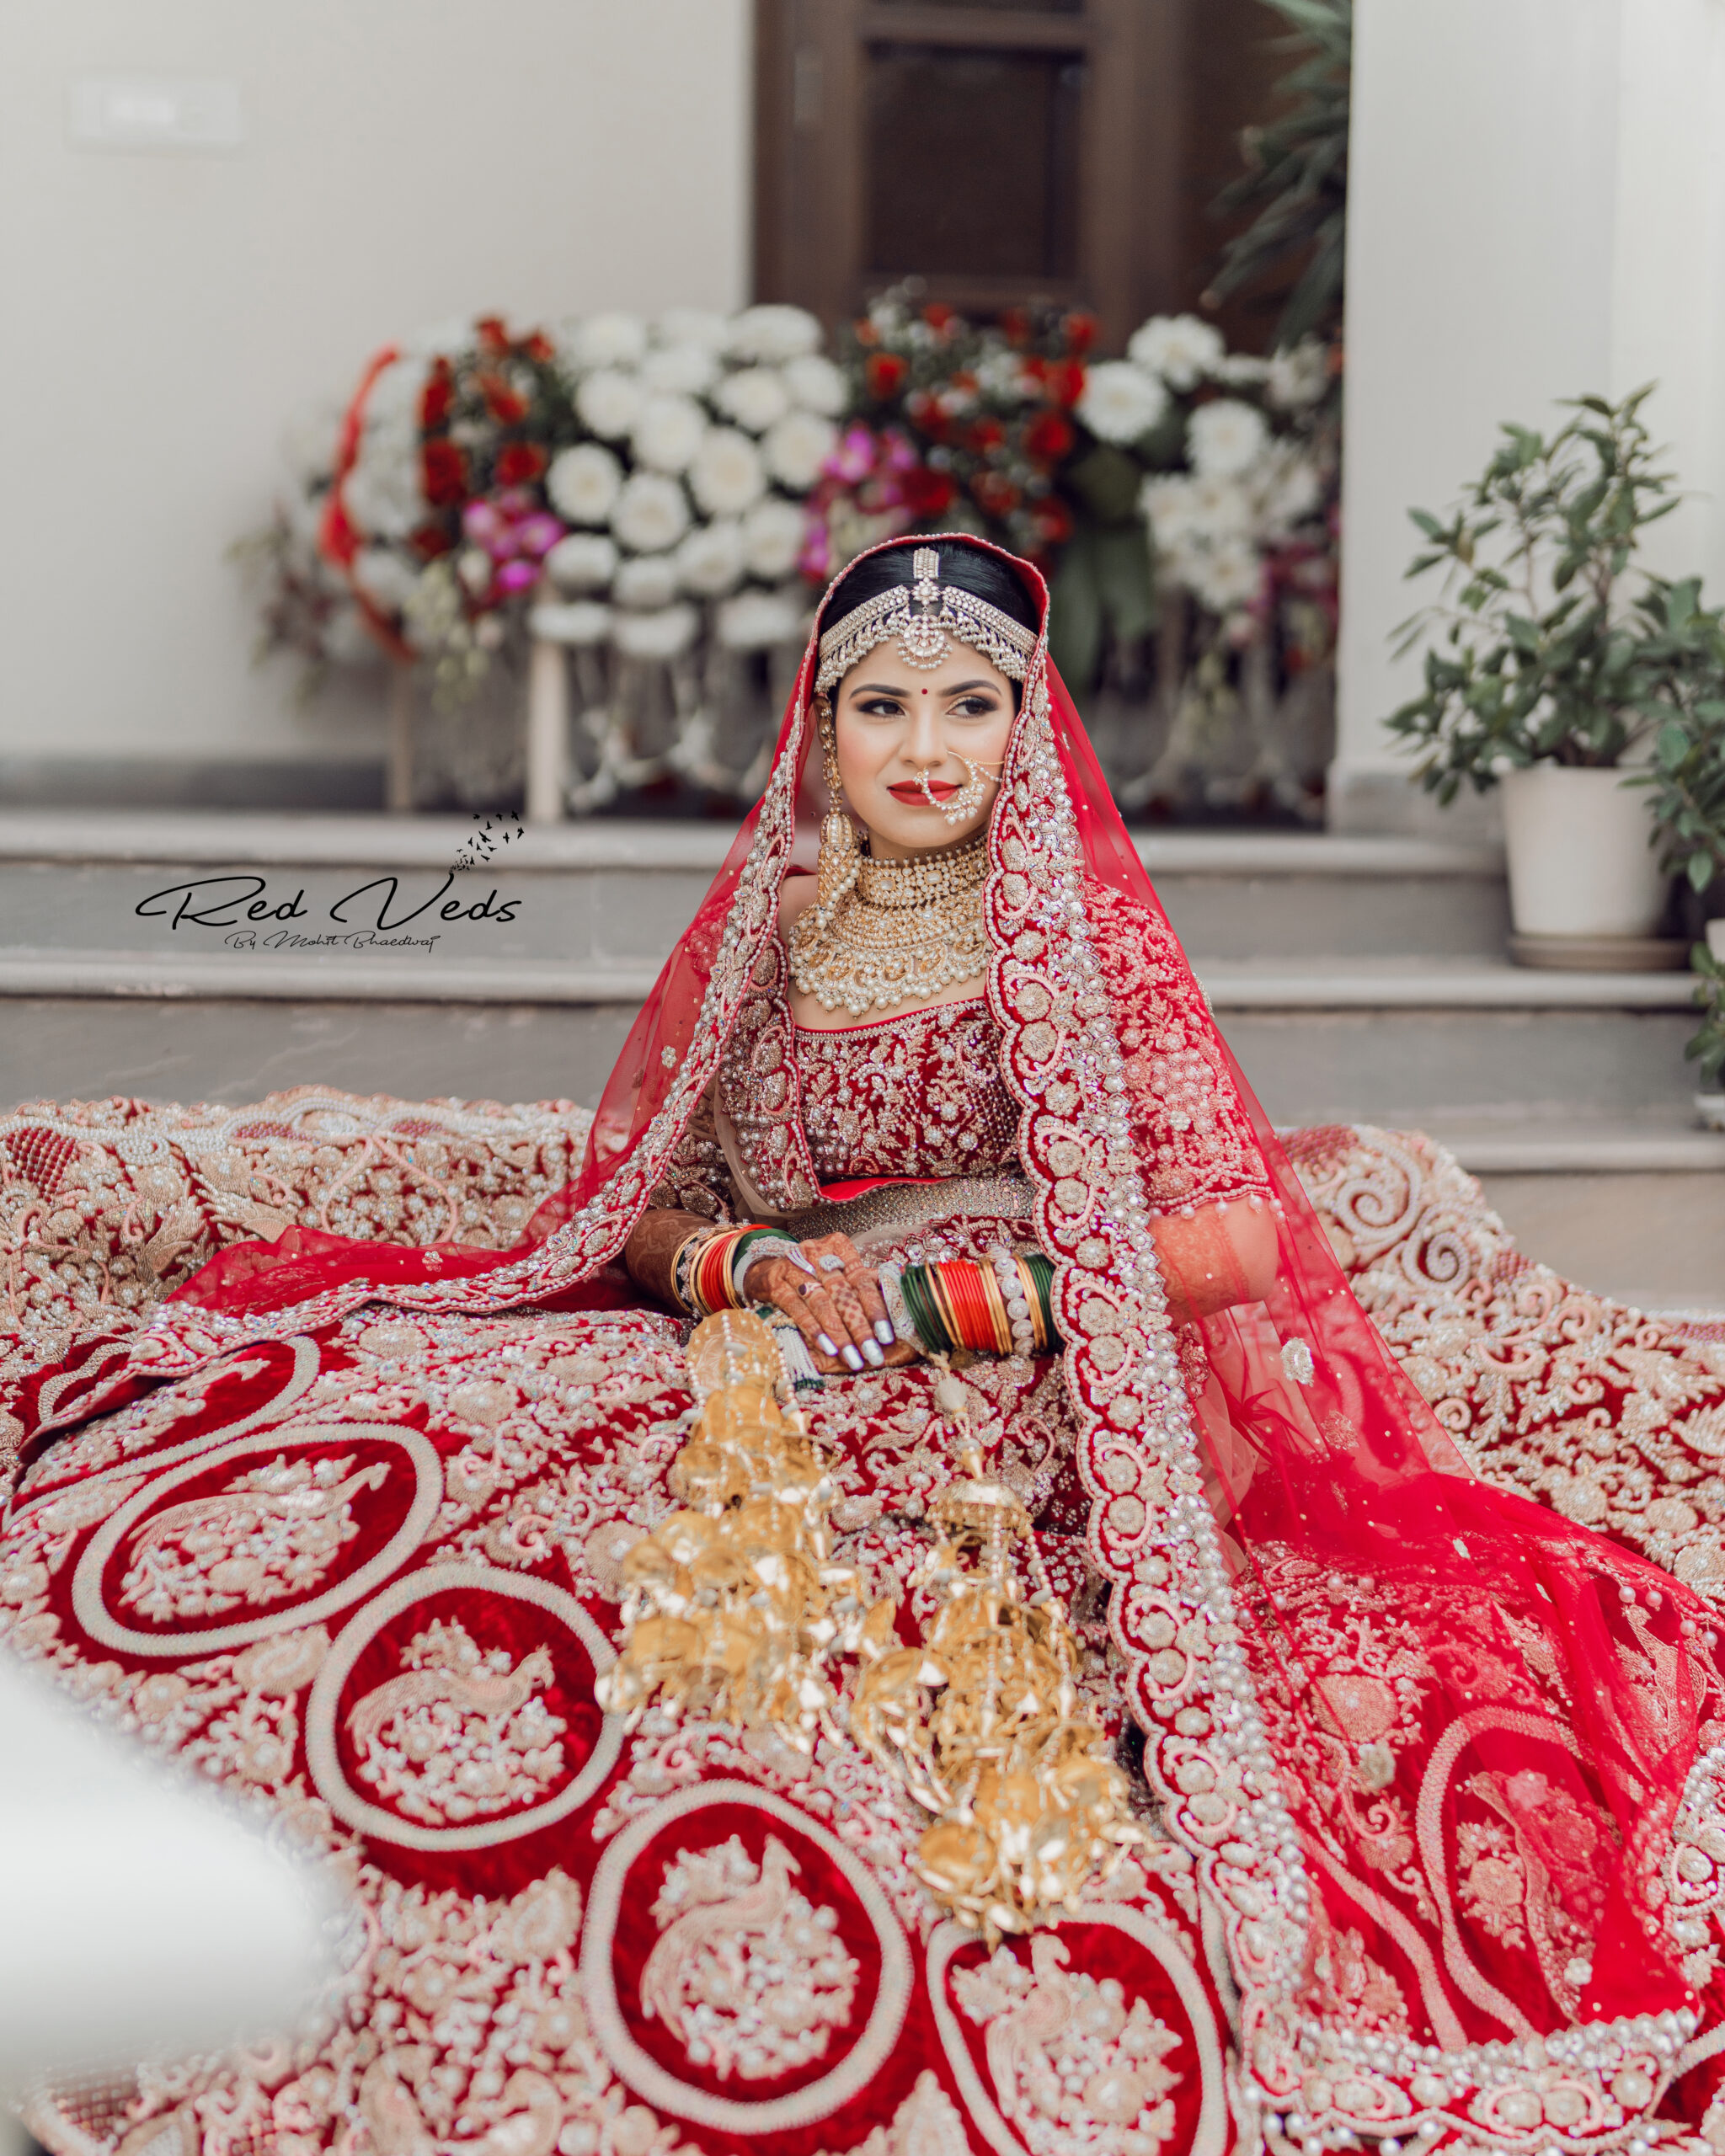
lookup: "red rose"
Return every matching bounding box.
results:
[523,330,554,363]
[901,465,955,518]
[1044,360,1087,408]
[420,360,454,432]
[865,351,910,400]
[475,315,510,355]
[971,470,1020,516]
[922,302,956,332]
[969,416,1006,454]
[1023,411,1073,465]
[478,374,529,426]
[1032,495,1075,547]
[410,521,455,559]
[421,439,468,507]
[999,307,1032,349]
[494,441,547,487]
[1062,311,1098,356]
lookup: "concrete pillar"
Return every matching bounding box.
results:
[1332,0,1725,832]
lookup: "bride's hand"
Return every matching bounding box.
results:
[742,1231,916,1374]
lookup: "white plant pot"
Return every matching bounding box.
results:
[1500,765,1665,938]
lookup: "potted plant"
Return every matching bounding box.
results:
[1387,387,1686,966]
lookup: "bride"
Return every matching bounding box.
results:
[8,535,1725,2156]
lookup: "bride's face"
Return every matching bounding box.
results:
[829,640,1017,858]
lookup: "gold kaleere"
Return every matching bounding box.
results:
[852,1395,1143,1942]
[595,1310,897,1747]
[601,1314,1140,1941]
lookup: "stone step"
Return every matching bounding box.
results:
[0,811,1705,1162]
[0,811,1511,963]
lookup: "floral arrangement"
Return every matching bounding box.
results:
[250,297,1338,814]
[256,307,838,713]
[802,295,1338,693]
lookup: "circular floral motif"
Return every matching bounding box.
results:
[304,1563,621,1852]
[72,1422,442,1656]
[928,1910,1228,2156]
[579,1781,912,2132]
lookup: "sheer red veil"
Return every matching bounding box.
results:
[46,536,1725,2131]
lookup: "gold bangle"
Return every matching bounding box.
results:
[670,1228,717,1316]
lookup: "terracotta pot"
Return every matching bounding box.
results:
[1500,765,1665,939]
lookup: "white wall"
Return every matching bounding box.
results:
[0,2,750,788]
[1334,0,1725,830]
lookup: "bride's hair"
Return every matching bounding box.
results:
[820,541,1040,691]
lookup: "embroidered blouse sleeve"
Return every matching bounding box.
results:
[647,1081,737,1223]
[1086,881,1273,1219]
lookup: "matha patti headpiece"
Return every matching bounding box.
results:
[814,547,1037,696]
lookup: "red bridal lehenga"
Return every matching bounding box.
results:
[8,536,1725,2156]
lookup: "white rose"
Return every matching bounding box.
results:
[1126,313,1226,390]
[614,603,699,659]
[761,410,837,491]
[547,443,624,526]
[632,393,706,474]
[782,354,846,416]
[1256,444,1323,531]
[1219,353,1272,387]
[642,344,719,397]
[457,548,494,597]
[342,456,423,543]
[575,369,646,440]
[350,547,421,616]
[611,473,692,554]
[614,553,681,609]
[1267,339,1331,410]
[1190,538,1263,614]
[689,427,766,516]
[545,532,618,592]
[715,366,792,434]
[1188,398,1269,479]
[1187,475,1255,542]
[676,520,745,597]
[568,312,649,369]
[741,497,808,579]
[976,348,1030,403]
[1140,473,1197,549]
[654,307,730,351]
[530,600,613,646]
[728,303,823,363]
[1076,360,1168,446]
[716,589,804,650]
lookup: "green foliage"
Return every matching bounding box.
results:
[1386,387,1684,801]
[1209,0,1351,350]
[1623,581,1725,891]
[1686,942,1725,1090]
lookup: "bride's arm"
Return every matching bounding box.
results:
[1151,1202,1279,1326]
[622,1207,711,1308]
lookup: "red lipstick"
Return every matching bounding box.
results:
[887,779,958,803]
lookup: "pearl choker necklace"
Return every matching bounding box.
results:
[788,835,989,1017]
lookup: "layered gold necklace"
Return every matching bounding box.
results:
[789,833,989,1017]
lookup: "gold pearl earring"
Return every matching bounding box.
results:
[813,697,861,920]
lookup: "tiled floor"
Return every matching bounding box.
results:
[1478,1172,1725,1315]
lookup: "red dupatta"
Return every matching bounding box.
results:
[40,536,1725,2140]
